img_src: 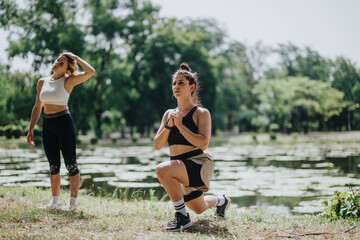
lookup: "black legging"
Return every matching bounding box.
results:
[43,112,79,176]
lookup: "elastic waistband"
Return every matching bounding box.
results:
[170,149,204,160]
[44,109,70,119]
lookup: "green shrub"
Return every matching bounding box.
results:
[131,136,138,143]
[12,126,22,139]
[285,122,292,134]
[4,125,13,139]
[0,126,3,136]
[252,133,258,143]
[33,127,42,137]
[269,132,277,141]
[131,133,140,143]
[322,188,360,220]
[33,135,42,145]
[90,137,98,144]
[269,123,280,133]
[18,119,29,135]
[291,133,298,142]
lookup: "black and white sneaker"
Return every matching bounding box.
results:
[165,212,193,232]
[214,195,231,217]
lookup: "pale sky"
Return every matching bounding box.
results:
[1,0,359,72]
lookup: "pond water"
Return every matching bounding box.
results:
[1,140,360,215]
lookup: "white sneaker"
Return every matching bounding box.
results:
[214,195,231,217]
[39,201,61,210]
[63,203,77,211]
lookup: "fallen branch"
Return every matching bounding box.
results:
[277,225,357,238]
[277,232,333,238]
[344,225,357,233]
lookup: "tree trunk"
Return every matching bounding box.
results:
[121,128,126,139]
[94,108,102,138]
[93,45,112,138]
[227,113,233,131]
[321,117,328,132]
[347,106,351,131]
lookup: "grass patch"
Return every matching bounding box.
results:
[1,186,360,239]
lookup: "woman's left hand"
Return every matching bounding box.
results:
[170,111,183,129]
[61,52,77,60]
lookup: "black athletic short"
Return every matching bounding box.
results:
[170,149,205,201]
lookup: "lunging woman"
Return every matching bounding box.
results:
[154,62,230,231]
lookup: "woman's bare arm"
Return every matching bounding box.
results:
[27,79,44,146]
[154,110,173,150]
[63,52,96,91]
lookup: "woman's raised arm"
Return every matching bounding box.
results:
[62,52,95,89]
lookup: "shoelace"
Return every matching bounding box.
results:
[170,217,178,225]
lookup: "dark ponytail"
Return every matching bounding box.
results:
[173,62,201,106]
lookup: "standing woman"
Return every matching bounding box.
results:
[27,52,95,210]
[154,63,230,231]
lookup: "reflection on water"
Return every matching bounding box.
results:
[1,142,360,215]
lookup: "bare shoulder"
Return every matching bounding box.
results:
[196,107,211,116]
[38,77,46,83]
[37,77,46,87]
[194,107,211,124]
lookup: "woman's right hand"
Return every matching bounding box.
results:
[27,131,35,147]
[167,115,175,127]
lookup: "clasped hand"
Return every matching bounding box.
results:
[168,111,183,129]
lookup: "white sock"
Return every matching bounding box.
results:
[216,196,226,206]
[70,197,77,206]
[52,196,60,205]
[173,198,187,216]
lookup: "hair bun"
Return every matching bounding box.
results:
[180,62,191,72]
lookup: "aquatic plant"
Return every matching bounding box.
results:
[322,187,360,220]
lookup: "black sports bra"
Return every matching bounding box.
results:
[167,106,198,146]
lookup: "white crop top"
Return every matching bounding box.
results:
[39,76,70,105]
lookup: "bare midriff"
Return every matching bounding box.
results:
[169,145,199,157]
[43,104,69,114]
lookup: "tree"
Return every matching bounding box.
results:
[85,0,129,137]
[277,42,301,77]
[0,64,12,125]
[330,57,360,130]
[1,0,85,70]
[214,41,274,132]
[276,42,331,81]
[296,47,331,81]
[254,77,344,133]
[0,0,92,132]
[215,41,251,131]
[0,0,161,137]
[124,17,219,135]
[254,78,294,132]
[0,63,40,126]
[292,77,344,131]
